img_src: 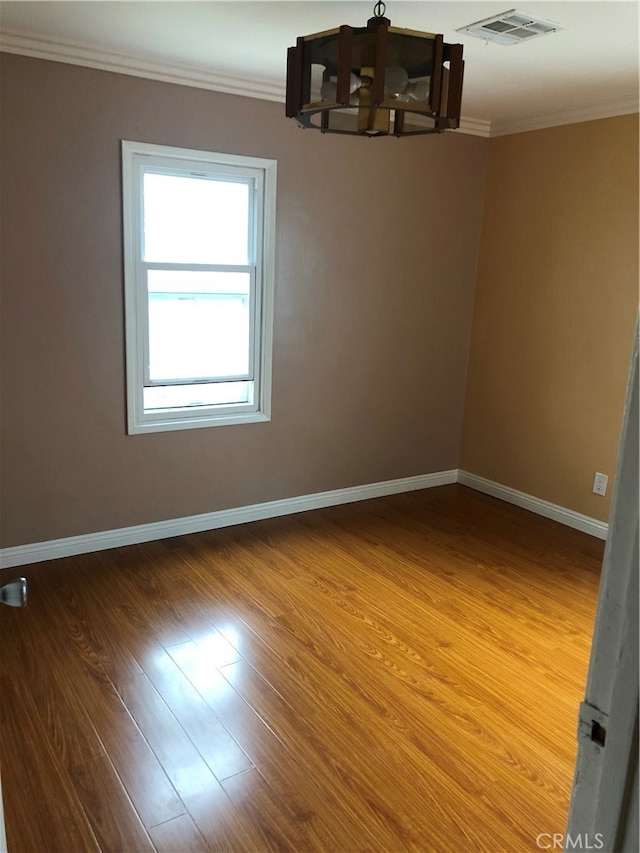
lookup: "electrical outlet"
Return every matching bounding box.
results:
[593,472,608,496]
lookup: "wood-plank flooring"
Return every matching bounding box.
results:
[0,485,603,852]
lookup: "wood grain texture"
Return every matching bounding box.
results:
[0,485,602,852]
[148,813,208,852]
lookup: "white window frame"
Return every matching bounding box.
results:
[122,140,276,434]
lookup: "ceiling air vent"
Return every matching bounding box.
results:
[456,9,564,45]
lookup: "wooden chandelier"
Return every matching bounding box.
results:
[286,2,464,137]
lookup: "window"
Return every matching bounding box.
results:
[122,141,276,433]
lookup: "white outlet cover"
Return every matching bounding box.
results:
[593,473,609,496]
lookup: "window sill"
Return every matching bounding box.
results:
[127,409,271,435]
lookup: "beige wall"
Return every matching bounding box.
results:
[0,54,488,547]
[460,115,639,521]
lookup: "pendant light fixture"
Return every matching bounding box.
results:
[286,2,464,137]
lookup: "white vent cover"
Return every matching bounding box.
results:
[457,9,564,45]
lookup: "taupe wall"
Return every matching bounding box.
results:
[0,54,488,547]
[460,115,639,521]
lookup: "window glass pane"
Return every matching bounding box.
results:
[144,381,252,411]
[147,270,251,382]
[143,173,250,264]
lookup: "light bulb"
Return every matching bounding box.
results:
[323,74,361,102]
[320,80,337,101]
[405,79,430,102]
[384,65,409,96]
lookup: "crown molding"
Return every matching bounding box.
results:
[456,117,491,138]
[1,30,636,139]
[0,30,286,102]
[490,93,639,137]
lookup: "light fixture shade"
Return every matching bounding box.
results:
[286,8,464,137]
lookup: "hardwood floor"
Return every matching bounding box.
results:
[0,485,603,852]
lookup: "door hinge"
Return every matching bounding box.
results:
[578,701,609,748]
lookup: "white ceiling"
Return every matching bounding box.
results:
[1,1,638,135]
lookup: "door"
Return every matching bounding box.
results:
[566,324,639,852]
[0,577,28,853]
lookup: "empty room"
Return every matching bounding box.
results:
[0,2,638,851]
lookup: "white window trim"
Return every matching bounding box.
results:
[122,140,276,434]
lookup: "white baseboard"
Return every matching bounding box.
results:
[0,467,607,569]
[457,471,608,540]
[0,470,458,569]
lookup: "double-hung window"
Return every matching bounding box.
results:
[122,141,276,433]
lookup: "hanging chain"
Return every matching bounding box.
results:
[373,1,386,19]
